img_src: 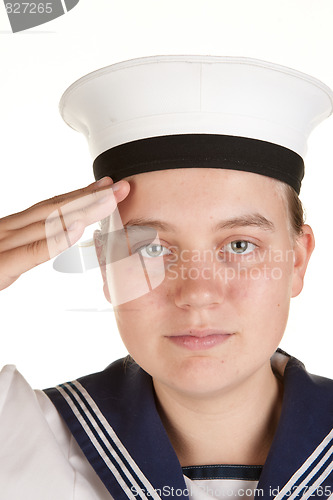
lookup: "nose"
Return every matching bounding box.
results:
[172,260,225,310]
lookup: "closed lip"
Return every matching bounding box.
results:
[166,329,233,338]
[166,329,233,351]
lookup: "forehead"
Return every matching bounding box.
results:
[117,168,287,229]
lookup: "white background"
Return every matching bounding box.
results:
[0,0,333,388]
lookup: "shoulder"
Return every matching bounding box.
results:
[0,365,76,499]
[0,365,118,500]
[284,353,333,393]
[274,349,333,389]
[0,364,64,431]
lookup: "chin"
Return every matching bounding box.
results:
[159,355,239,396]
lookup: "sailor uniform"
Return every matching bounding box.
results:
[1,350,333,499]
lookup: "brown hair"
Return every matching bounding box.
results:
[283,183,305,237]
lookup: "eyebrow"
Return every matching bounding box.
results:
[215,214,275,231]
[123,214,275,232]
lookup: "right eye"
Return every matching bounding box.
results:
[135,243,171,259]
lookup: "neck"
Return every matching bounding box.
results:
[153,362,283,467]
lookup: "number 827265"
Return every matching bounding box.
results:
[5,3,53,14]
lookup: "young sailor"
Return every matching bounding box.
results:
[0,56,333,500]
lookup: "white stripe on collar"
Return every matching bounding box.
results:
[57,381,162,500]
[273,428,333,500]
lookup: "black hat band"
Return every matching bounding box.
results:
[93,134,304,194]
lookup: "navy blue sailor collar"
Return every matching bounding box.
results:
[257,351,333,500]
[45,357,186,499]
[44,351,333,500]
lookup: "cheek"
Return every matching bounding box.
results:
[105,253,166,307]
[228,262,293,323]
[113,285,167,349]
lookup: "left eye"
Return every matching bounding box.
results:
[222,240,257,255]
[135,243,171,258]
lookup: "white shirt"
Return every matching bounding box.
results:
[0,364,260,500]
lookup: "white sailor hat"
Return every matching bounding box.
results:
[60,55,333,194]
[53,56,333,276]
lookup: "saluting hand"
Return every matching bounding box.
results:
[0,177,130,291]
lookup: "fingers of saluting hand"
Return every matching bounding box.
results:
[45,181,128,258]
[0,220,85,290]
[0,177,130,290]
[1,176,119,230]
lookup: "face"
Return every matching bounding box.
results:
[96,168,314,398]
